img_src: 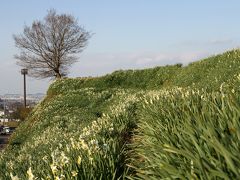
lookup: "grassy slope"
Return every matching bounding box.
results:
[0,49,240,179]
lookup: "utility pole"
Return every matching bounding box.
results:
[21,69,28,108]
[3,99,6,115]
[3,99,6,126]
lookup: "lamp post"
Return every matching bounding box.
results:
[21,69,28,108]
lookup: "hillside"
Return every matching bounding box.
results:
[0,49,240,179]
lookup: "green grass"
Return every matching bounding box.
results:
[0,49,240,179]
[128,88,240,179]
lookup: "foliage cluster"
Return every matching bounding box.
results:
[10,107,33,121]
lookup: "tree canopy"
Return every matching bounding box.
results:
[14,9,91,79]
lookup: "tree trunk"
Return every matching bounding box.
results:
[55,71,62,79]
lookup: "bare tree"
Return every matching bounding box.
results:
[14,9,91,79]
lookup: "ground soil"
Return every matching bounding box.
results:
[0,135,10,150]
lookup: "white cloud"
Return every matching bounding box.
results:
[70,50,210,77]
[209,39,233,45]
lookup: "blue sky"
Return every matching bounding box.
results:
[1,0,240,94]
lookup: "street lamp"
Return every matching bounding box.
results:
[21,69,28,108]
